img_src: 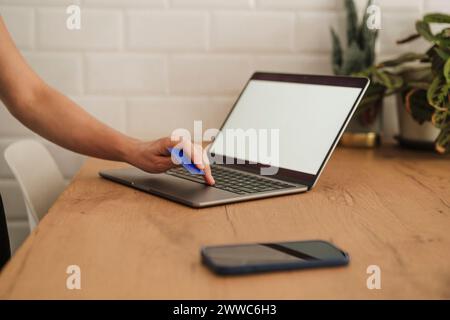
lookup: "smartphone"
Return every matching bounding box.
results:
[201,240,349,275]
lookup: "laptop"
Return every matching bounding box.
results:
[100,72,369,208]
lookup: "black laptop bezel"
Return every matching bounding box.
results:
[208,72,370,189]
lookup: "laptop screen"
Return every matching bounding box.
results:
[209,77,365,177]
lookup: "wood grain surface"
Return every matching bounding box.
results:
[0,146,449,299]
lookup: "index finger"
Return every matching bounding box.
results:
[171,139,215,186]
[202,162,215,186]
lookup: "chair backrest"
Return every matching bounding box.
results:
[0,194,11,269]
[4,140,65,230]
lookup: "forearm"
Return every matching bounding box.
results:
[7,84,138,163]
[0,17,137,164]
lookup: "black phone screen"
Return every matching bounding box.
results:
[202,240,348,274]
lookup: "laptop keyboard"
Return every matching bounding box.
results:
[166,166,296,195]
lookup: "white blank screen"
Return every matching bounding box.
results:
[210,80,363,175]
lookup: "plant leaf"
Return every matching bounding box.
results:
[444,58,450,84]
[428,45,446,74]
[405,89,434,124]
[378,52,425,67]
[373,69,392,88]
[358,0,377,67]
[435,126,450,154]
[434,47,450,61]
[424,13,450,24]
[345,0,358,45]
[357,0,369,45]
[330,28,343,74]
[340,42,367,75]
[435,35,450,48]
[386,72,404,91]
[427,76,449,111]
[431,110,449,129]
[444,28,450,38]
[416,20,435,43]
[397,33,421,44]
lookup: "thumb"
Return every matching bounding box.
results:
[158,136,182,155]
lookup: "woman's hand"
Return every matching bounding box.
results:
[126,137,215,186]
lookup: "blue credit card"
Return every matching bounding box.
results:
[168,148,205,175]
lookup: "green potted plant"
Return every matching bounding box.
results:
[330,0,384,147]
[373,13,450,153]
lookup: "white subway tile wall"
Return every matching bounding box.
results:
[0,0,445,252]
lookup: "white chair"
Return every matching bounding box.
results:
[4,140,65,231]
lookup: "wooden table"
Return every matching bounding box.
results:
[0,146,449,299]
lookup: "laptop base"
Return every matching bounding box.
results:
[99,167,308,208]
